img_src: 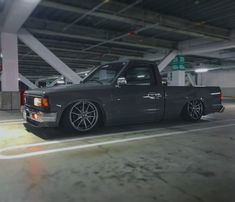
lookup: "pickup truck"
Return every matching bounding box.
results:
[23,60,224,132]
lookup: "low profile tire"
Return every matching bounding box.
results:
[63,100,99,132]
[183,100,204,121]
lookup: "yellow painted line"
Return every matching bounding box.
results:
[224,96,235,99]
[0,119,24,123]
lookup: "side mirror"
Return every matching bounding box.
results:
[162,80,168,86]
[117,77,127,86]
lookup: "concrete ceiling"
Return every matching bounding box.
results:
[1,0,235,78]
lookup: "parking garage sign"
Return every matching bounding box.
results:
[170,55,185,70]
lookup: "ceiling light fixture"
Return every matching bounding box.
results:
[195,68,209,73]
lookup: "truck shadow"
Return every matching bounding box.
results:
[24,118,212,141]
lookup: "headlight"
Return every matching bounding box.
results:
[34,97,49,107]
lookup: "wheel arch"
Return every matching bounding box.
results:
[181,97,206,116]
[58,99,107,127]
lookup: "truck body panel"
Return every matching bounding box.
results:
[23,60,224,129]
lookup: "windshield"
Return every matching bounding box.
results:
[83,62,126,84]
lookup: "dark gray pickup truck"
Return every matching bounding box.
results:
[24,60,224,132]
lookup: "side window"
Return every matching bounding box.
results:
[125,65,156,86]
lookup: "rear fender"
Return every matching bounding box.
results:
[181,97,207,115]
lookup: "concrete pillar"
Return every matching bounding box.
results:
[1,32,19,91]
[168,71,185,86]
[197,73,203,86]
[0,32,20,110]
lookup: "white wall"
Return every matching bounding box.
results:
[200,69,235,96]
[167,71,185,86]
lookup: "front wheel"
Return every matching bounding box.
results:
[183,100,203,121]
[63,100,99,132]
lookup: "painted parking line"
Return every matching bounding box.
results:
[0,121,25,126]
[0,119,25,125]
[1,117,235,151]
[0,122,235,160]
[0,115,233,127]
[0,119,24,123]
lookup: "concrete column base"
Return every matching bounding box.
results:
[0,92,20,110]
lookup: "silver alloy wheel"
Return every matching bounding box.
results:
[69,101,98,131]
[187,100,203,120]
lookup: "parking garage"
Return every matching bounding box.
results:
[0,0,235,202]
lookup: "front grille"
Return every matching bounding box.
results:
[25,95,34,106]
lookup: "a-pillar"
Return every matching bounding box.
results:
[168,70,185,86]
[0,32,20,110]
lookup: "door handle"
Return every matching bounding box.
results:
[154,93,162,99]
[143,92,162,100]
[143,95,155,99]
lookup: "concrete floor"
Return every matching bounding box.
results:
[0,101,235,202]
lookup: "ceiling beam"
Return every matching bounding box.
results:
[18,41,144,62]
[186,73,196,86]
[29,28,172,52]
[41,0,230,41]
[19,61,99,69]
[18,51,117,62]
[25,17,175,50]
[180,39,235,55]
[18,46,119,61]
[18,73,37,89]
[18,29,82,84]
[19,62,95,69]
[18,58,101,65]
[2,0,41,33]
[158,50,178,72]
[175,33,235,62]
[198,51,235,61]
[19,39,144,57]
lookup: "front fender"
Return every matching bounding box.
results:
[54,97,107,126]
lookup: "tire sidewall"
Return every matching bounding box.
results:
[184,100,203,121]
[63,100,100,133]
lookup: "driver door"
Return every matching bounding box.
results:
[111,64,164,124]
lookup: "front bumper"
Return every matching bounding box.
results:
[23,107,58,127]
[212,104,225,113]
[219,106,225,113]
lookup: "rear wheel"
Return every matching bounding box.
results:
[63,100,99,132]
[183,100,203,121]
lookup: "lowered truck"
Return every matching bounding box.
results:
[23,60,224,132]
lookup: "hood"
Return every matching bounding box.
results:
[25,83,108,96]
